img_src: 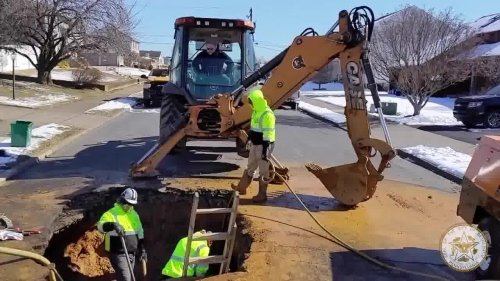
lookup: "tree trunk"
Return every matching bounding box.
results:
[412,103,422,116]
[36,69,52,85]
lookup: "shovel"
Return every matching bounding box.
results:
[119,235,137,281]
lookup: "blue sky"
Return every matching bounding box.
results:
[127,0,499,60]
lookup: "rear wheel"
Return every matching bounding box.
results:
[159,95,188,154]
[476,217,500,279]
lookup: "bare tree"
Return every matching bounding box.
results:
[0,0,136,84]
[370,6,478,115]
[310,59,340,90]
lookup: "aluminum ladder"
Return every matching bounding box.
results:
[182,191,239,277]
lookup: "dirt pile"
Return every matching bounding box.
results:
[63,228,114,277]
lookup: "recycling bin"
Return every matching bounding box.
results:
[10,120,33,147]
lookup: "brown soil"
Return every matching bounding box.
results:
[63,228,113,277]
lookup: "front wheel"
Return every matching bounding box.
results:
[476,217,500,279]
[484,110,500,128]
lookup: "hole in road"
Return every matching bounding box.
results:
[44,188,252,281]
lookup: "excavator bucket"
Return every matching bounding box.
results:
[305,157,379,206]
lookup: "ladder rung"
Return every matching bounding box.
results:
[189,255,227,265]
[196,208,232,214]
[192,232,229,241]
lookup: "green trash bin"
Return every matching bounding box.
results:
[10,120,33,147]
[381,102,398,115]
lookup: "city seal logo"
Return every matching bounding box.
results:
[440,223,488,272]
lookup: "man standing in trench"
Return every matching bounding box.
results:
[97,188,147,281]
[232,89,276,203]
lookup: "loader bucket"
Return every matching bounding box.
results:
[306,159,375,206]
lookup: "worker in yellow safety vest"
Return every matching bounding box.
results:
[232,88,276,203]
[161,230,213,279]
[97,188,147,281]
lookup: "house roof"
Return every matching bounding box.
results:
[468,13,500,34]
[464,41,500,59]
[140,50,162,58]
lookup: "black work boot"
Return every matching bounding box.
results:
[231,170,253,195]
[252,180,268,203]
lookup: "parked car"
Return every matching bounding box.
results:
[141,68,169,107]
[453,84,500,128]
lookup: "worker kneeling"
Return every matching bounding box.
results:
[232,89,276,203]
[97,188,147,281]
[161,230,213,279]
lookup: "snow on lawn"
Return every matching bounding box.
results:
[315,95,461,126]
[101,67,150,77]
[50,71,118,82]
[0,93,77,108]
[298,101,346,123]
[0,123,70,169]
[400,145,471,179]
[85,97,139,113]
[299,82,389,97]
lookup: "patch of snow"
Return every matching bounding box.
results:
[101,67,150,77]
[298,101,346,123]
[315,95,461,126]
[0,123,70,169]
[400,145,471,179]
[85,97,139,113]
[0,93,78,108]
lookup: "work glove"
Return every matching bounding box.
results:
[261,141,270,161]
[139,248,147,263]
[113,223,125,236]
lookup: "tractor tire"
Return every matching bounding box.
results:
[159,95,188,154]
[476,217,500,279]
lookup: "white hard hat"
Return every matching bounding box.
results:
[120,188,138,205]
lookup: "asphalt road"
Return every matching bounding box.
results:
[5,105,461,195]
[414,125,500,144]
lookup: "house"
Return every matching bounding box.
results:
[0,45,37,72]
[371,7,500,96]
[139,50,164,69]
[79,37,140,67]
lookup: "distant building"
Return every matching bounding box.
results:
[0,46,37,72]
[79,37,140,67]
[139,50,164,68]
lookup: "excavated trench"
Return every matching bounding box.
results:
[44,187,252,281]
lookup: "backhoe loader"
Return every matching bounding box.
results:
[130,6,397,206]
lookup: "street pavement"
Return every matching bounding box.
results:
[413,125,500,144]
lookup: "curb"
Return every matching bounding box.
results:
[0,127,86,186]
[396,149,463,185]
[299,106,464,186]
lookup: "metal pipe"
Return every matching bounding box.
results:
[361,54,392,147]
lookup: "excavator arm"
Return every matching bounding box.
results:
[130,6,396,206]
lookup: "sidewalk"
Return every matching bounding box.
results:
[0,84,143,183]
[300,97,476,184]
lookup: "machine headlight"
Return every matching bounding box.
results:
[467,101,483,107]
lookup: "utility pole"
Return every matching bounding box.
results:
[10,53,16,100]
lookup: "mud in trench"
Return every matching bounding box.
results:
[44,188,252,281]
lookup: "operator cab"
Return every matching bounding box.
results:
[169,17,257,101]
